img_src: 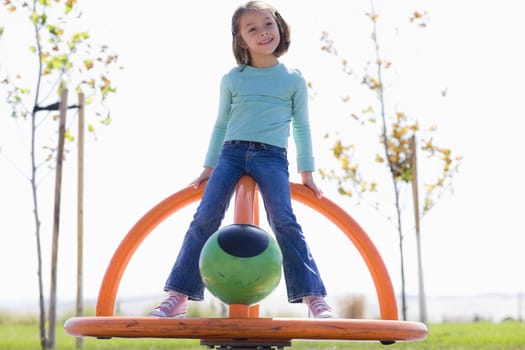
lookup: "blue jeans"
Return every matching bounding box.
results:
[164,141,327,303]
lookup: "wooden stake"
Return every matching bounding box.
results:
[48,88,68,349]
[410,135,427,324]
[76,93,85,349]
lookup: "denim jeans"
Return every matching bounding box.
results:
[164,141,327,303]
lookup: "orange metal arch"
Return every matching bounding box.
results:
[94,176,398,320]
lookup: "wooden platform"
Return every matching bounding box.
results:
[64,316,428,343]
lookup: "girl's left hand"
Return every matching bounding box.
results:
[300,171,323,199]
[191,167,213,189]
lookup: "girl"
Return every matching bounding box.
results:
[149,1,334,319]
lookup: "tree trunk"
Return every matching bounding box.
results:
[31,110,47,350]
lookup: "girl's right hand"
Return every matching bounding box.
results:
[191,167,213,189]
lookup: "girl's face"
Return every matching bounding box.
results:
[238,9,280,67]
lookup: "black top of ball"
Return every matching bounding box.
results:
[217,224,269,258]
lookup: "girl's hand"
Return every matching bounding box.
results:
[191,167,213,189]
[300,171,323,199]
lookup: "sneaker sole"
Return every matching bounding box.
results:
[148,311,187,318]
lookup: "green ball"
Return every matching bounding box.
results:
[199,224,282,305]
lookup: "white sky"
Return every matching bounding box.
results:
[1,0,524,321]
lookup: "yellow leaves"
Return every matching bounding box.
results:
[423,197,433,213]
[365,76,381,90]
[338,187,352,197]
[106,54,120,67]
[388,153,399,165]
[46,24,63,36]
[411,11,423,20]
[371,77,380,89]
[64,130,75,142]
[379,111,430,184]
[425,183,436,193]
[418,139,461,213]
[100,75,115,96]
[70,31,89,44]
[440,148,451,157]
[68,31,89,50]
[409,122,419,132]
[376,59,392,70]
[341,156,350,172]
[410,10,430,28]
[84,59,93,70]
[320,31,338,56]
[30,11,40,24]
[422,138,434,151]
[40,51,50,61]
[101,76,110,86]
[43,53,68,75]
[3,0,16,12]
[331,139,346,158]
[65,0,76,14]
[100,114,112,126]
[322,137,379,199]
[366,12,380,22]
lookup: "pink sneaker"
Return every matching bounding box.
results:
[304,296,335,319]
[148,293,187,318]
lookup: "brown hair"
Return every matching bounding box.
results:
[231,1,291,66]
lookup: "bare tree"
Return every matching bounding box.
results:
[319,2,461,321]
[1,1,119,348]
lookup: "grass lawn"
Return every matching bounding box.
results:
[0,320,524,349]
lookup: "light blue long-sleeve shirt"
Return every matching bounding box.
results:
[204,63,315,172]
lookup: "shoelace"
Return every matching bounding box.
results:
[158,295,182,312]
[308,297,332,315]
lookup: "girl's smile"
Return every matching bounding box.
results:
[258,37,274,45]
